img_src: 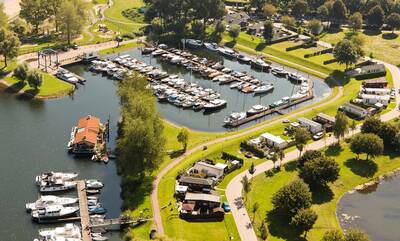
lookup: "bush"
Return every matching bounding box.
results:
[240,141,265,158]
[299,157,340,187]
[121,8,143,22]
[221,152,244,164]
[286,41,317,51]
[323,59,338,65]
[13,62,29,81]
[26,69,43,89]
[297,150,323,167]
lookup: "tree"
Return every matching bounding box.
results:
[270,152,278,168]
[13,62,29,81]
[263,20,274,42]
[0,4,7,27]
[281,15,296,29]
[259,221,268,240]
[377,122,397,148]
[191,20,204,38]
[349,12,363,32]
[47,0,62,31]
[297,149,323,167]
[10,18,29,38]
[215,21,226,34]
[19,0,49,33]
[275,147,285,167]
[361,117,382,134]
[241,175,251,203]
[332,112,349,143]
[249,162,256,176]
[229,24,240,41]
[299,156,340,186]
[386,13,400,33]
[349,34,365,56]
[192,0,225,36]
[350,120,357,134]
[250,0,266,10]
[367,5,385,28]
[331,0,348,24]
[272,179,312,217]
[294,127,311,157]
[290,208,318,238]
[58,0,86,45]
[252,202,259,223]
[308,19,323,35]
[350,133,384,160]
[322,229,345,241]
[333,39,359,70]
[345,229,371,241]
[26,69,43,89]
[292,0,308,19]
[0,28,21,67]
[263,3,277,19]
[177,128,189,151]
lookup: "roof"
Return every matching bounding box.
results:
[73,129,98,145]
[77,115,100,133]
[73,115,101,145]
[298,117,322,128]
[215,163,228,170]
[363,88,391,93]
[260,132,287,144]
[179,176,213,186]
[316,113,336,123]
[360,94,390,100]
[363,78,388,84]
[194,161,225,172]
[185,192,221,203]
[360,63,385,71]
[343,103,368,112]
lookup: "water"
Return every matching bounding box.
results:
[337,175,400,241]
[0,75,124,240]
[103,48,331,132]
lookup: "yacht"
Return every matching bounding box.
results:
[253,84,274,94]
[182,39,203,48]
[237,54,251,64]
[38,223,81,240]
[86,179,104,189]
[251,58,270,71]
[218,48,237,58]
[31,205,79,220]
[204,99,227,111]
[290,92,307,101]
[230,82,242,89]
[224,112,247,125]
[247,105,269,116]
[35,172,78,184]
[270,97,290,108]
[39,180,76,193]
[26,195,78,212]
[204,42,219,52]
[271,67,289,77]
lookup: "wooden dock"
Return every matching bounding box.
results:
[76,180,91,241]
[89,216,152,228]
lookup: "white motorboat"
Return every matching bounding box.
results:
[254,84,274,94]
[204,99,227,110]
[204,42,219,52]
[218,48,237,58]
[251,58,270,70]
[271,67,289,77]
[237,54,251,64]
[86,179,104,189]
[26,195,78,212]
[36,172,78,184]
[230,82,242,89]
[38,223,81,240]
[32,205,79,220]
[182,39,203,48]
[224,112,247,125]
[290,92,307,101]
[247,104,269,116]
[39,180,76,193]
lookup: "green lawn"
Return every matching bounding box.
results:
[247,142,400,241]
[98,41,143,55]
[320,28,400,66]
[3,73,74,98]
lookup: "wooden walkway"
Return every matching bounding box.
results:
[89,217,152,228]
[76,180,91,241]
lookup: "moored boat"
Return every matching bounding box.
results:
[253,84,274,94]
[31,205,79,221]
[247,104,269,116]
[204,99,227,111]
[224,112,247,125]
[35,172,78,184]
[26,195,78,212]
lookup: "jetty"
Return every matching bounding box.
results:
[76,180,91,241]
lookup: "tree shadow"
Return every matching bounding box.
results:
[23,88,39,99]
[266,209,306,241]
[382,32,398,40]
[224,41,236,48]
[324,70,349,88]
[120,175,154,211]
[284,161,298,172]
[325,143,343,157]
[255,42,267,51]
[344,158,378,178]
[310,185,334,204]
[327,28,342,34]
[169,149,185,158]
[363,29,381,36]
[4,81,25,94]
[208,31,222,43]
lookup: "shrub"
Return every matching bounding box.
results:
[26,69,43,89]
[13,62,29,81]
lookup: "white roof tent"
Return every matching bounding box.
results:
[184,192,221,203]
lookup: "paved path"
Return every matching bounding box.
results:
[225,61,400,241]
[151,81,343,236]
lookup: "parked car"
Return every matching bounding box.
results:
[312,132,324,141]
[222,202,231,212]
[71,44,79,50]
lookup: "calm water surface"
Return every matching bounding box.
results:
[337,175,400,241]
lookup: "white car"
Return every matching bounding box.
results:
[313,132,324,141]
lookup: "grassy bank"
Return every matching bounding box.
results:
[98,40,143,55]
[246,141,400,241]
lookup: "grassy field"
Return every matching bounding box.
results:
[320,28,400,66]
[3,73,74,98]
[246,141,400,241]
[98,40,143,55]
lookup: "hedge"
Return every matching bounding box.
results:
[221,152,244,165]
[286,41,317,51]
[323,58,338,65]
[304,48,333,58]
[355,71,387,80]
[240,141,265,158]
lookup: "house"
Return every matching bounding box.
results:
[362,78,388,88]
[260,132,288,149]
[313,113,335,125]
[71,115,103,155]
[360,94,390,106]
[189,161,227,180]
[180,192,224,220]
[361,87,391,96]
[178,176,214,192]
[297,117,323,134]
[348,64,386,77]
[340,103,369,119]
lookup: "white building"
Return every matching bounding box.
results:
[190,161,227,179]
[260,132,288,149]
[341,103,369,119]
[360,94,390,106]
[297,117,323,134]
[361,88,391,96]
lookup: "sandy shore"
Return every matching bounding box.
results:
[3,0,20,18]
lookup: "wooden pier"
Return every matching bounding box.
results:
[76,180,91,241]
[89,216,152,228]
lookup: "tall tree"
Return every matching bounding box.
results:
[177,128,189,151]
[58,0,86,45]
[333,39,359,69]
[241,175,251,203]
[294,127,311,157]
[331,0,348,24]
[192,0,225,37]
[322,229,345,241]
[350,133,384,160]
[20,0,49,33]
[299,156,340,186]
[46,0,62,31]
[367,5,385,27]
[332,112,349,143]
[386,13,400,33]
[263,3,277,19]
[349,12,363,32]
[281,15,296,29]
[292,0,308,19]
[263,20,274,42]
[290,208,318,238]
[248,162,256,177]
[229,24,240,41]
[252,202,259,223]
[307,19,323,35]
[26,69,43,89]
[0,28,21,67]
[361,117,382,134]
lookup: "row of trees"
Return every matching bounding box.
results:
[146,0,226,41]
[19,0,86,44]
[117,74,165,184]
